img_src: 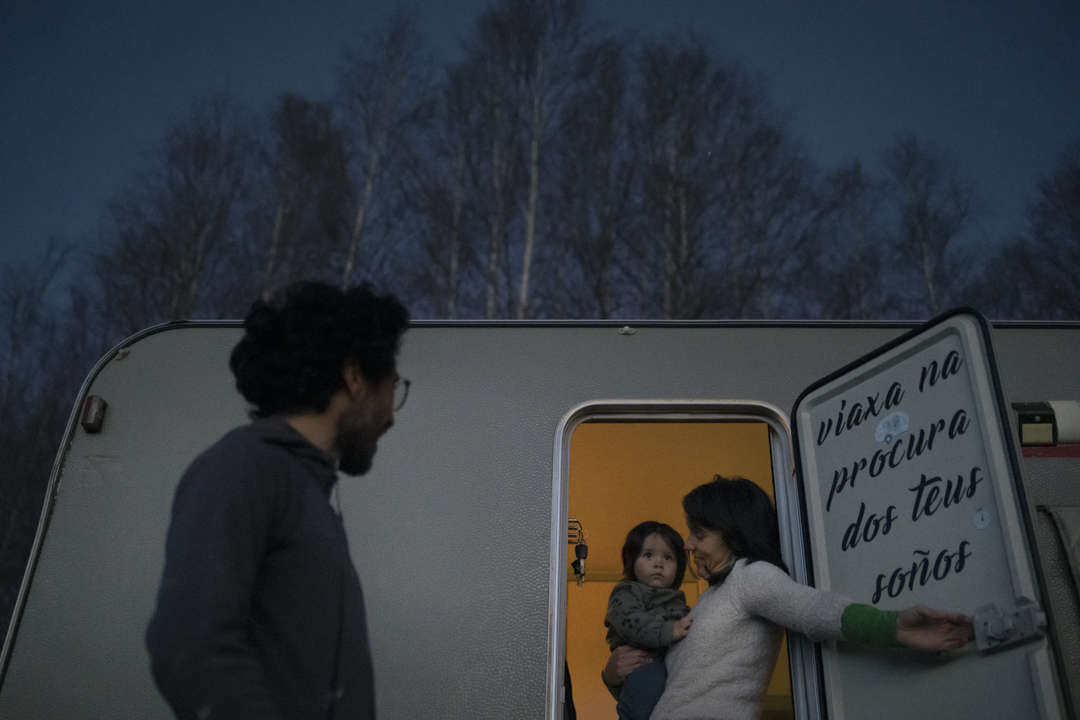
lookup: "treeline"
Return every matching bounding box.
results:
[2,0,1079,637]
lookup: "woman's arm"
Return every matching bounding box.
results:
[840,603,973,649]
[737,561,973,651]
[601,646,655,697]
[735,560,850,642]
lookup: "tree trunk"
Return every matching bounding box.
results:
[517,49,546,320]
[263,203,286,302]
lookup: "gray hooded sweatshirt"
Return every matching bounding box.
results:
[147,417,375,720]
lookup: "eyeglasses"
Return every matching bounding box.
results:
[393,377,411,411]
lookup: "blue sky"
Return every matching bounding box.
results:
[2,0,1079,269]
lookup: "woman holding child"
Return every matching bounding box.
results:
[603,476,974,720]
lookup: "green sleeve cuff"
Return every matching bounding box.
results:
[841,603,900,648]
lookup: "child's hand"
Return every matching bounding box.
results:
[672,616,693,641]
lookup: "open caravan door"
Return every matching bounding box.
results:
[790,309,1067,720]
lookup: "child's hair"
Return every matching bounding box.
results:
[620,521,687,588]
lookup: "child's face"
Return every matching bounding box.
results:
[633,533,679,588]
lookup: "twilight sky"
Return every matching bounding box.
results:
[2,0,1079,269]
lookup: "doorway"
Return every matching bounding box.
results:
[564,419,796,720]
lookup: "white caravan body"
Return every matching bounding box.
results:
[1,315,1078,719]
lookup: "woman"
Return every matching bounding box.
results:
[602,476,974,720]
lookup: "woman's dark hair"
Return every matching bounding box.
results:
[620,521,687,589]
[682,476,787,572]
[230,281,409,417]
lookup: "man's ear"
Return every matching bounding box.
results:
[342,360,369,399]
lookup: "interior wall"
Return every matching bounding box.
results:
[565,421,792,720]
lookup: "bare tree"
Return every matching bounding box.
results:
[883,134,977,316]
[406,62,480,318]
[454,16,524,318]
[550,37,636,318]
[808,162,898,319]
[337,12,434,289]
[0,241,69,448]
[260,94,352,300]
[504,0,586,318]
[631,36,727,318]
[714,101,816,319]
[1019,145,1080,318]
[439,0,586,319]
[0,242,81,642]
[977,146,1080,319]
[94,94,257,334]
[629,35,814,319]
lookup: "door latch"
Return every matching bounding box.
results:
[973,598,1047,652]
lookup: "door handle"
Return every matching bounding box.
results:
[973,598,1047,652]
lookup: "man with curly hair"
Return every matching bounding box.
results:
[146,281,409,720]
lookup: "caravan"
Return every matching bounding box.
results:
[1,311,1078,719]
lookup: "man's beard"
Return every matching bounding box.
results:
[335,403,379,476]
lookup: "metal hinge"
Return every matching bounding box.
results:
[973,598,1047,652]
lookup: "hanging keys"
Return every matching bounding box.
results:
[572,542,589,587]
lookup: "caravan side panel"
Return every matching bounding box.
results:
[1,322,1077,719]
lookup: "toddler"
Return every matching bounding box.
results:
[604,521,692,720]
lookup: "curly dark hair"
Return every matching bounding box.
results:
[229,281,409,417]
[682,476,787,572]
[620,521,687,589]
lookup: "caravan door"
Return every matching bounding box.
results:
[791,309,1066,720]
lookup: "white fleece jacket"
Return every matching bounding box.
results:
[651,558,850,720]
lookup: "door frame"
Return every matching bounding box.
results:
[545,399,822,720]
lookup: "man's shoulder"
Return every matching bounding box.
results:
[195,421,281,465]
[181,419,302,494]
